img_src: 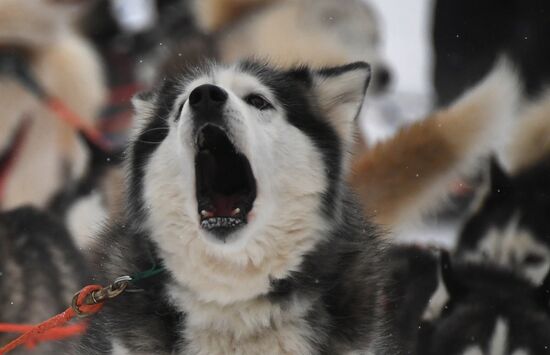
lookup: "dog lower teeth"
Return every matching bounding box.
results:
[200,210,214,218]
[231,208,241,216]
[201,217,243,230]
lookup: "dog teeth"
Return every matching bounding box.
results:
[201,217,244,230]
[231,208,241,216]
[200,210,214,218]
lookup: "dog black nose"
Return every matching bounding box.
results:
[374,66,392,91]
[189,84,228,110]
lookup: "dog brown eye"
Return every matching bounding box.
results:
[245,94,273,110]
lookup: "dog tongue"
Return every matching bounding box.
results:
[212,194,240,217]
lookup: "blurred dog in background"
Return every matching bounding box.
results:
[192,0,392,94]
[0,0,106,213]
[456,91,550,285]
[418,253,550,355]
[0,207,89,354]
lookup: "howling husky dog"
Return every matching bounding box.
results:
[78,61,396,354]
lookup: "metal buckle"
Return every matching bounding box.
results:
[71,276,132,317]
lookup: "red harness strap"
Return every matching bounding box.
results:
[45,97,113,152]
[0,265,160,354]
[0,285,103,354]
[0,323,87,349]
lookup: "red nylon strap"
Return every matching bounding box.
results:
[0,323,87,349]
[0,285,104,354]
[45,98,112,152]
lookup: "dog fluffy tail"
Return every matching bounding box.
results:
[192,0,275,32]
[350,60,521,230]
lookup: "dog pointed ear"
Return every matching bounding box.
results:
[312,62,371,140]
[132,90,156,114]
[489,156,510,195]
[131,90,157,135]
[440,251,467,300]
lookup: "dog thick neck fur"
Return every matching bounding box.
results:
[80,61,395,354]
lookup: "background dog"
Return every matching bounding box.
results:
[192,0,392,94]
[418,253,550,355]
[0,207,89,354]
[0,0,105,211]
[455,90,550,285]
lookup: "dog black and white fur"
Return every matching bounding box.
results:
[0,207,89,354]
[456,157,550,285]
[417,252,550,355]
[77,60,399,354]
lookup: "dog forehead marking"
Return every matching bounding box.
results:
[468,212,550,284]
[218,66,276,100]
[488,318,508,355]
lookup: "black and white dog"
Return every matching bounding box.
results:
[0,207,89,354]
[418,252,550,355]
[78,61,398,354]
[456,157,550,285]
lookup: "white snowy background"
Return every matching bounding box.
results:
[361,0,434,143]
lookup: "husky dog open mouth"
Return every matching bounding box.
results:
[195,122,257,238]
[78,60,400,354]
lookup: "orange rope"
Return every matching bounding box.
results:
[45,98,113,152]
[0,323,87,349]
[0,285,104,354]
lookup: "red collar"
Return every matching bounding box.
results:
[0,119,31,204]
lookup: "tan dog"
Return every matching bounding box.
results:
[192,0,392,94]
[0,0,105,210]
